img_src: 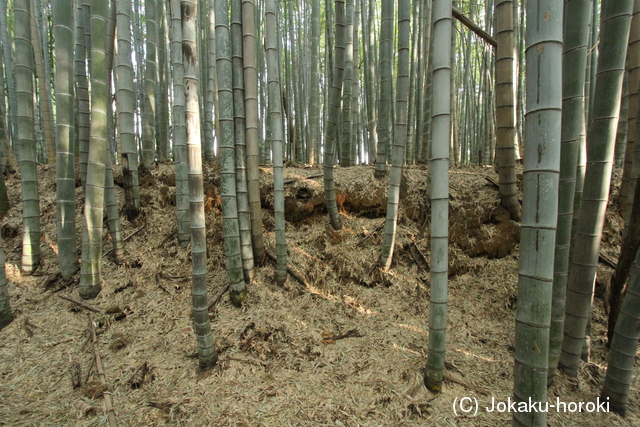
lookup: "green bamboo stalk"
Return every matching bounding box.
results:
[495,0,521,221]
[601,249,640,416]
[142,0,157,169]
[374,0,393,177]
[242,0,265,263]
[76,1,91,189]
[53,0,78,281]
[216,0,248,300]
[424,0,451,394]
[362,0,377,164]
[379,0,409,271]
[340,0,354,167]
[15,0,40,276]
[157,0,169,162]
[231,0,255,282]
[619,1,640,219]
[547,0,592,386]
[170,0,190,246]
[323,0,346,231]
[30,0,55,165]
[513,1,563,424]
[265,0,288,284]
[79,0,110,299]
[182,0,218,370]
[0,0,17,155]
[116,0,141,220]
[309,0,321,165]
[204,0,216,162]
[560,0,633,377]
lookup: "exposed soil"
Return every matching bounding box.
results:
[0,162,636,426]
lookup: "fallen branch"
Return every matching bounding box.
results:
[226,355,269,367]
[357,220,385,246]
[103,222,147,257]
[158,229,177,248]
[159,272,188,280]
[484,176,500,190]
[88,314,117,427]
[147,401,172,413]
[58,294,102,313]
[264,248,310,286]
[443,373,490,396]
[452,6,497,48]
[22,317,38,337]
[41,272,62,289]
[599,252,617,269]
[44,336,75,347]
[409,242,430,272]
[323,329,363,344]
[207,284,230,309]
[283,173,323,185]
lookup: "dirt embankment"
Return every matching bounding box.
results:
[0,163,633,426]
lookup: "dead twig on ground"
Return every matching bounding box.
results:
[357,220,385,246]
[283,173,323,185]
[599,252,617,269]
[159,272,187,280]
[22,317,38,337]
[103,222,147,257]
[265,248,311,286]
[226,355,269,367]
[43,336,75,347]
[443,373,490,396]
[41,272,62,290]
[58,294,102,313]
[158,229,177,248]
[485,176,500,190]
[322,329,363,344]
[409,241,430,272]
[207,284,230,309]
[88,314,117,427]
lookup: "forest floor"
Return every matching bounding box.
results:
[0,162,637,427]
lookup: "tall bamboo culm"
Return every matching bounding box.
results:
[323,0,346,231]
[560,0,634,377]
[424,0,452,394]
[380,0,409,271]
[214,0,248,302]
[241,0,265,263]
[15,0,40,276]
[79,0,110,299]
[265,0,288,284]
[182,0,218,370]
[513,1,563,425]
[170,0,190,246]
[547,0,592,385]
[53,0,78,281]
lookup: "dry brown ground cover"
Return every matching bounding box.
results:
[0,163,637,426]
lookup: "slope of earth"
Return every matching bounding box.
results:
[0,162,636,427]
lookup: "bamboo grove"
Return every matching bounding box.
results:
[0,0,639,424]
